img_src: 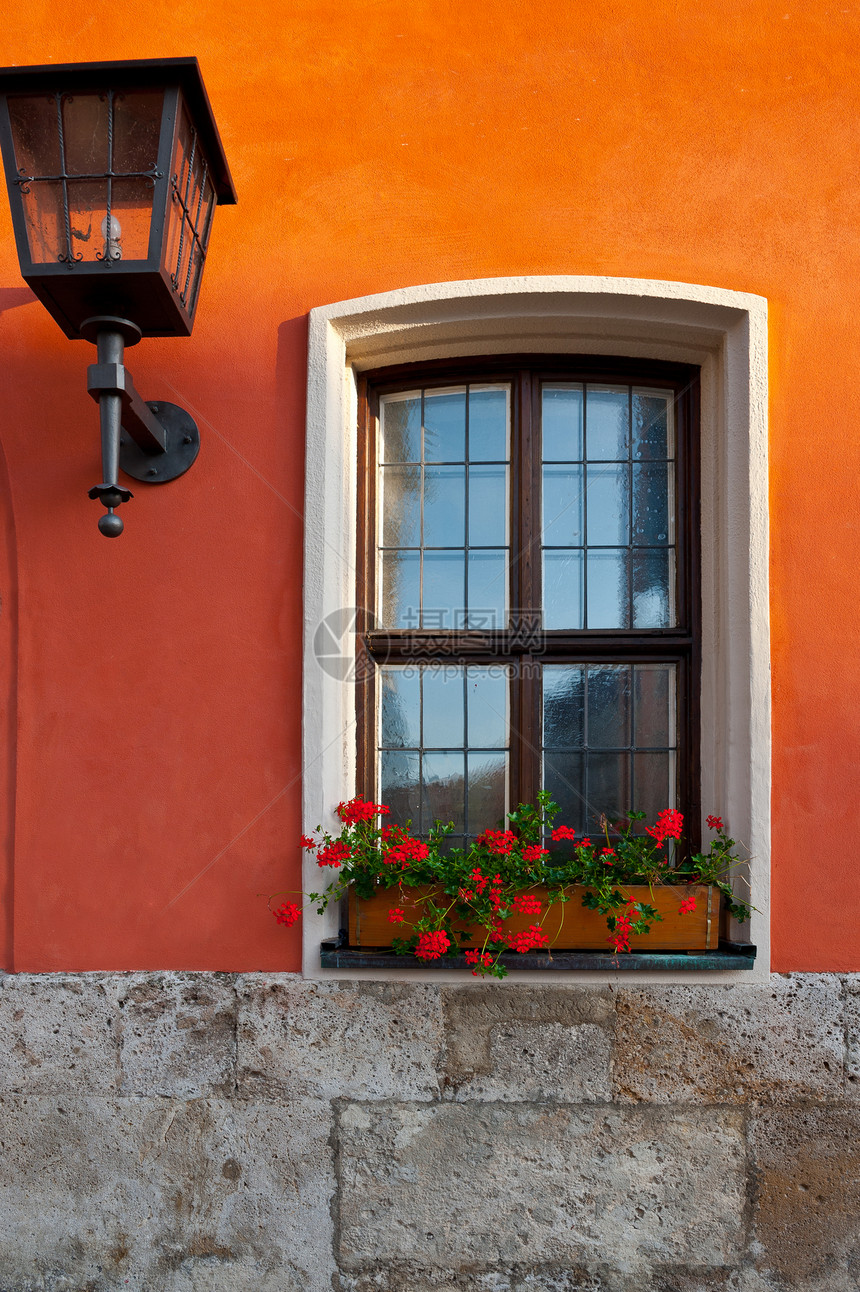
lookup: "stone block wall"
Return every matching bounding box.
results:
[1,972,858,1291]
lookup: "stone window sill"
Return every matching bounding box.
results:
[319,939,757,972]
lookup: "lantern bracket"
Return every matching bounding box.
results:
[83,314,200,537]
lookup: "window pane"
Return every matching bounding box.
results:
[543,551,584,629]
[586,464,630,545]
[467,751,507,832]
[380,464,420,547]
[423,671,465,748]
[632,462,672,545]
[379,750,421,828]
[633,665,675,747]
[543,751,585,833]
[542,385,583,460]
[380,669,421,748]
[380,550,420,628]
[467,667,508,748]
[586,387,629,460]
[632,549,674,628]
[423,752,466,833]
[381,394,421,463]
[633,751,676,824]
[586,550,630,628]
[543,666,584,747]
[423,466,466,547]
[586,666,631,748]
[469,387,508,461]
[469,465,507,546]
[423,553,464,629]
[633,390,673,460]
[465,552,506,629]
[543,466,584,546]
[424,389,466,462]
[587,752,631,822]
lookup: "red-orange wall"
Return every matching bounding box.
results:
[1,0,858,971]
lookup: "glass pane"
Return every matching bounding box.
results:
[632,462,672,545]
[543,551,584,629]
[380,550,420,628]
[543,751,585,833]
[64,179,109,262]
[633,665,675,748]
[586,551,629,628]
[62,93,109,174]
[422,553,464,630]
[112,90,162,173]
[469,387,508,461]
[586,465,630,545]
[380,465,420,547]
[424,389,466,462]
[107,175,156,260]
[542,385,583,460]
[633,752,675,824]
[20,181,64,263]
[632,549,674,628]
[423,752,466,833]
[8,94,62,174]
[423,466,466,547]
[542,466,583,546]
[380,669,420,749]
[423,671,465,748]
[543,666,584,748]
[586,666,630,748]
[381,394,421,463]
[469,466,507,546]
[586,387,628,461]
[633,390,673,460]
[587,753,631,823]
[467,751,507,833]
[467,668,508,748]
[380,751,420,828]
[465,552,506,630]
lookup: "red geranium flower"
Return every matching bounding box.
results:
[273,901,301,927]
[522,844,550,862]
[388,907,405,923]
[300,835,316,850]
[316,840,352,868]
[678,895,697,915]
[706,815,724,831]
[551,825,577,841]
[415,930,451,960]
[336,797,390,826]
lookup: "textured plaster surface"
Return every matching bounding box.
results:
[0,972,858,1291]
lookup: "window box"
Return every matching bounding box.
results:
[349,881,720,953]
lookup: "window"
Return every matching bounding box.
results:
[303,277,769,979]
[356,357,701,852]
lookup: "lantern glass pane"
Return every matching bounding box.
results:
[7,87,162,265]
[163,101,216,315]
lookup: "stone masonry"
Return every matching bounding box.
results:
[0,972,858,1291]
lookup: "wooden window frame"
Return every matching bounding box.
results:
[356,353,702,851]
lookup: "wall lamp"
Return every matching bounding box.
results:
[0,58,236,535]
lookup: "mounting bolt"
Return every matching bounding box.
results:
[183,435,193,445]
[151,404,160,413]
[146,467,158,477]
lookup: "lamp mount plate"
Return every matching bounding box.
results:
[119,402,200,483]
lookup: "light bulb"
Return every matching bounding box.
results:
[100,213,122,261]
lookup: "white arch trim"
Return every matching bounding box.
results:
[303,276,770,981]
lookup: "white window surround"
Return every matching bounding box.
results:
[303,276,770,983]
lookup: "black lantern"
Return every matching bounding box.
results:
[0,57,236,535]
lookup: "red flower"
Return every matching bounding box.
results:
[383,837,429,869]
[388,907,405,923]
[646,808,684,845]
[522,844,550,862]
[551,825,577,841]
[576,837,591,849]
[607,911,633,953]
[300,835,316,850]
[678,895,697,915]
[706,815,724,831]
[273,901,301,927]
[511,893,542,916]
[415,930,451,960]
[316,840,352,868]
[336,797,390,826]
[477,828,518,855]
[465,949,494,975]
[506,924,550,953]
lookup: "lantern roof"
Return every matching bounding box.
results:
[0,57,237,206]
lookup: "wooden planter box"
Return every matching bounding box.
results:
[349,883,720,952]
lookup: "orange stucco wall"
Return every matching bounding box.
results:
[0,0,857,971]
